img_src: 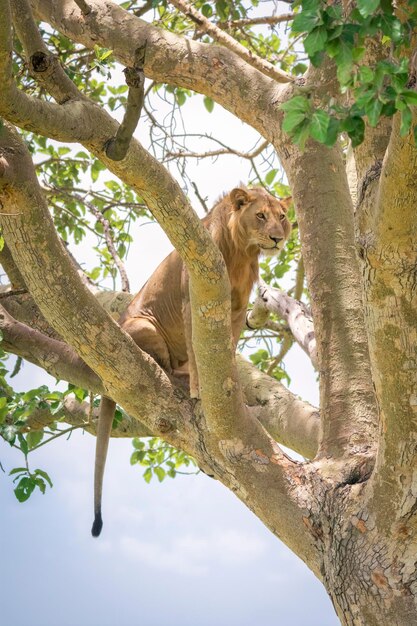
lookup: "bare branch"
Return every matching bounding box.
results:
[165,139,269,161]
[84,198,131,293]
[73,0,91,14]
[218,14,294,29]
[168,0,292,84]
[247,282,317,368]
[106,67,145,162]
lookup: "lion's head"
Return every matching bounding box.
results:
[227,187,292,256]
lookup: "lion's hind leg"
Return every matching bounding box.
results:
[121,316,172,372]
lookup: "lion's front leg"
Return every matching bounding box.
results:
[181,268,199,399]
[182,298,199,398]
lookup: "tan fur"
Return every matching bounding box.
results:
[91,187,292,536]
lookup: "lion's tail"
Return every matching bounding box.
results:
[91,396,116,537]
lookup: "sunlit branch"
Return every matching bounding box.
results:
[247,281,317,368]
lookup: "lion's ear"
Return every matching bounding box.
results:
[279,196,292,213]
[230,188,250,210]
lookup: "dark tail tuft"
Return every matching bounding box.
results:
[91,512,103,537]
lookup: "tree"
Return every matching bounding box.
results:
[0,0,417,624]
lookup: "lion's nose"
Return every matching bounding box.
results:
[270,236,283,245]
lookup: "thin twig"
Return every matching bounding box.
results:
[218,14,294,29]
[73,0,92,15]
[0,288,27,299]
[165,139,269,161]
[191,181,209,213]
[168,0,292,84]
[87,201,131,293]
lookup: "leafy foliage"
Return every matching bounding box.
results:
[130,437,198,482]
[282,0,417,147]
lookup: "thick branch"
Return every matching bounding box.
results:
[276,133,378,460]
[364,112,417,527]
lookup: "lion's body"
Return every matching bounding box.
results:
[92,187,292,537]
[119,187,291,374]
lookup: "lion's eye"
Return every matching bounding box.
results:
[279,214,286,222]
[256,212,266,220]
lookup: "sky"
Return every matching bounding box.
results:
[0,8,339,625]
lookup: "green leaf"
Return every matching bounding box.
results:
[343,116,365,147]
[18,433,28,456]
[34,469,53,488]
[34,477,46,494]
[304,26,328,57]
[265,169,278,185]
[26,430,44,449]
[324,117,340,146]
[201,4,213,17]
[357,0,380,18]
[143,468,152,483]
[9,467,28,476]
[400,106,412,136]
[292,119,312,150]
[130,450,146,464]
[203,96,214,113]
[365,99,383,127]
[176,90,186,106]
[358,66,375,83]
[292,10,322,34]
[154,467,166,482]
[402,90,417,106]
[310,109,330,143]
[282,111,308,133]
[281,95,311,114]
[14,476,36,502]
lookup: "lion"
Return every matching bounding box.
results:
[92,186,292,537]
